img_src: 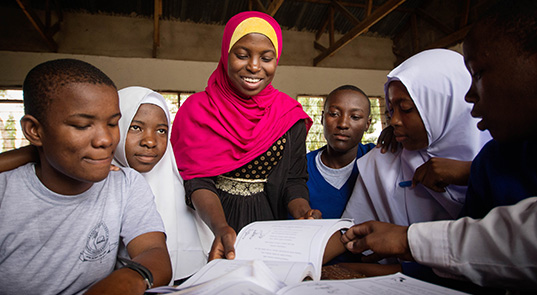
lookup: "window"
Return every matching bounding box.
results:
[0,89,28,152]
[297,95,387,153]
[0,89,195,153]
[159,91,194,124]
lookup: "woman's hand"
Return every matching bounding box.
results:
[288,198,322,219]
[376,126,400,154]
[297,209,322,219]
[209,225,236,261]
[412,158,472,192]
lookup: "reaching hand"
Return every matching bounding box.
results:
[297,209,322,219]
[341,221,413,263]
[412,158,472,192]
[376,126,401,154]
[208,225,237,261]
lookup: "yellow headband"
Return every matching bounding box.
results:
[228,17,279,58]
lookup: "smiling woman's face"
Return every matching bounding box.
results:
[387,81,428,151]
[125,103,168,173]
[227,33,277,98]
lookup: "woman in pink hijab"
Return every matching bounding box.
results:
[170,11,319,260]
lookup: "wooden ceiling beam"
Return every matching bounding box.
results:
[267,0,285,16]
[315,16,329,41]
[153,0,162,58]
[329,5,335,46]
[330,0,360,25]
[314,0,407,66]
[253,0,269,14]
[16,0,59,52]
[294,0,414,13]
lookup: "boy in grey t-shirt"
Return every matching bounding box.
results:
[0,59,171,295]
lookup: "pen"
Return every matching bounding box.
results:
[399,180,412,188]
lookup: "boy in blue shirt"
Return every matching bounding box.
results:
[307,85,374,219]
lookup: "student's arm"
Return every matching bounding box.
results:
[0,145,37,172]
[412,158,472,192]
[409,197,537,289]
[191,188,236,260]
[322,231,347,264]
[85,232,171,295]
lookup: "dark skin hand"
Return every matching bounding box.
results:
[377,126,472,192]
[376,125,400,154]
[192,190,321,261]
[341,221,414,263]
[85,232,172,295]
[412,157,472,192]
[191,189,237,261]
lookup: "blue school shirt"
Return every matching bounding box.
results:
[460,138,537,218]
[306,143,375,219]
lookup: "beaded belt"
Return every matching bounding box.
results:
[215,175,266,196]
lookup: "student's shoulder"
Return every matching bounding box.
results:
[307,146,325,159]
[106,166,146,184]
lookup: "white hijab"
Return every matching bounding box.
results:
[343,49,491,226]
[115,86,213,281]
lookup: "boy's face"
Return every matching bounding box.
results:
[322,89,371,154]
[463,24,537,142]
[38,83,120,192]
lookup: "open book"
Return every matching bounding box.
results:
[185,218,353,285]
[151,269,469,295]
[148,218,468,295]
[148,219,353,293]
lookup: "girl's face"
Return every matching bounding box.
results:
[227,33,277,97]
[125,103,168,173]
[387,81,428,151]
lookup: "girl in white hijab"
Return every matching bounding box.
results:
[114,86,212,282]
[342,49,491,226]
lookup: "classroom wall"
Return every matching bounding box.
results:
[1,6,396,69]
[0,51,389,98]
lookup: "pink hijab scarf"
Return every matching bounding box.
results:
[171,11,312,180]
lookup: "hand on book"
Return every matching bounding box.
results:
[341,221,414,262]
[209,225,237,261]
[297,209,322,220]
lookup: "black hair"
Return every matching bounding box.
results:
[23,59,116,122]
[324,85,371,116]
[477,0,537,55]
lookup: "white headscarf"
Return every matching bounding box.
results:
[343,49,491,226]
[115,86,213,281]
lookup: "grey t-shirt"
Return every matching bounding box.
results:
[0,163,165,295]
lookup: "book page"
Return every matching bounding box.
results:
[178,259,284,292]
[234,219,353,280]
[170,277,277,295]
[263,261,314,285]
[276,273,469,295]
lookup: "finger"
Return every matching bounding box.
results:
[208,242,224,261]
[341,223,370,243]
[312,209,322,219]
[222,233,236,260]
[344,235,370,254]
